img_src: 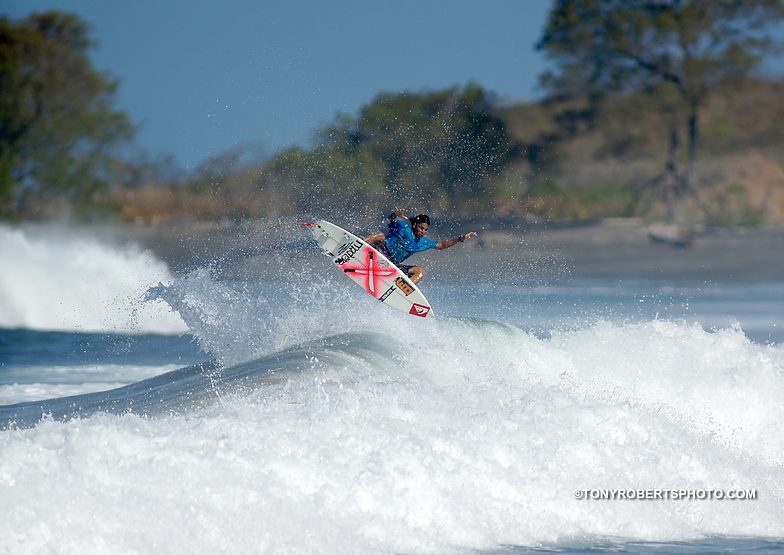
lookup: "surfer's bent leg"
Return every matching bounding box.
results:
[364,232,385,245]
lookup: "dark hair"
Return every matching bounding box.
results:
[409,214,430,227]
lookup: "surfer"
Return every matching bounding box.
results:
[364,209,477,284]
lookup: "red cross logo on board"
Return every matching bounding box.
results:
[342,248,397,297]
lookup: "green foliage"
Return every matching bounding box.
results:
[263,84,522,214]
[527,179,561,197]
[538,0,783,100]
[5,9,781,226]
[0,11,133,218]
[223,77,784,225]
[523,181,637,221]
[258,143,387,217]
[703,182,766,227]
[536,0,784,219]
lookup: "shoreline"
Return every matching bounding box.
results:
[12,217,784,284]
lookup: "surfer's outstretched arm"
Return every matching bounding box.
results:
[435,231,477,250]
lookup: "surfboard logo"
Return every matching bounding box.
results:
[379,286,395,302]
[334,240,364,265]
[342,248,397,297]
[394,277,414,296]
[409,303,430,317]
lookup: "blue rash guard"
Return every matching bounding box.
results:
[383,218,438,265]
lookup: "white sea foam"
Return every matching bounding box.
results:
[0,363,184,405]
[0,225,187,333]
[2,272,783,553]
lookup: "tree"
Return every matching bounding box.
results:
[0,11,133,217]
[343,84,521,210]
[537,0,784,221]
[267,84,522,213]
[359,85,518,207]
[258,143,387,218]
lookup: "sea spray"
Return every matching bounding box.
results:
[0,225,186,333]
[1,318,783,553]
[4,234,784,553]
[146,265,405,367]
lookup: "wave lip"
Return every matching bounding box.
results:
[0,225,187,334]
[0,331,397,429]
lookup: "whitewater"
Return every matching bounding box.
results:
[1,224,784,554]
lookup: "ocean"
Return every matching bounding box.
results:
[1,223,783,554]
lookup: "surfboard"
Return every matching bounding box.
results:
[299,219,434,318]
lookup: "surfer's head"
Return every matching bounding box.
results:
[410,214,430,238]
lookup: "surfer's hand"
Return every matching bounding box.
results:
[462,231,477,241]
[390,208,407,220]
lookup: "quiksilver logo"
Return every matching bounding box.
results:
[409,303,430,317]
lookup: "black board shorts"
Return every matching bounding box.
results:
[375,242,416,276]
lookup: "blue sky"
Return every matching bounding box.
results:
[6,1,553,169]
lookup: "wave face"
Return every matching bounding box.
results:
[1,269,783,553]
[0,226,186,333]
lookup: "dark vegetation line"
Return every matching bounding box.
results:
[2,3,783,226]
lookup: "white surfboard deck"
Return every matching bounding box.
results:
[300,219,434,318]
